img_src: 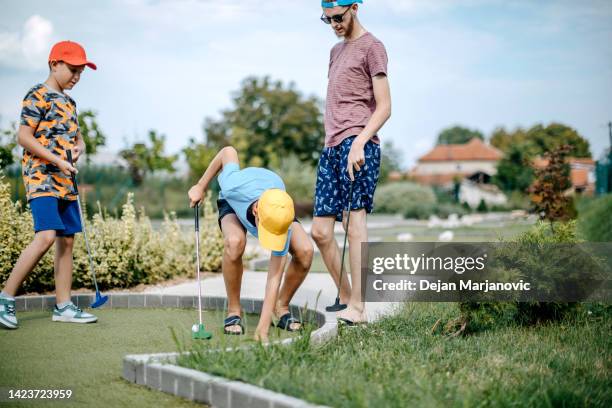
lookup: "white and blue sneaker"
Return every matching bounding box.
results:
[0,296,18,329]
[52,302,98,324]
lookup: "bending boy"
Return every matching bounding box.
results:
[188,146,313,341]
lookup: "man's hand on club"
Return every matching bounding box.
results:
[56,159,77,177]
[188,184,204,208]
[347,141,365,181]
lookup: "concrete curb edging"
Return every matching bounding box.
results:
[123,357,329,408]
[16,292,336,407]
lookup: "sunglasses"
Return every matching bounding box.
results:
[320,7,351,24]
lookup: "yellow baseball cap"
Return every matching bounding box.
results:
[257,189,295,251]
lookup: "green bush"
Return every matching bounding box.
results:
[577,193,612,242]
[434,202,469,218]
[0,176,223,294]
[375,181,436,216]
[270,155,317,217]
[402,202,433,220]
[476,198,488,212]
[275,155,316,202]
[448,220,599,334]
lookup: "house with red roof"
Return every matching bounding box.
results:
[408,138,504,188]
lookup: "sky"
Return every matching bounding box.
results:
[1,0,611,170]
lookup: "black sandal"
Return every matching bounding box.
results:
[337,317,367,327]
[223,315,245,335]
[273,313,303,332]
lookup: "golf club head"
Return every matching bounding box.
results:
[325,298,347,312]
[91,292,109,308]
[192,323,213,340]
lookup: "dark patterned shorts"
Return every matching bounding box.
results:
[314,136,381,222]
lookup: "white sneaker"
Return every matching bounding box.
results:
[52,302,98,324]
[0,296,18,329]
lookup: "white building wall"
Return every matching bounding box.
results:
[459,180,507,208]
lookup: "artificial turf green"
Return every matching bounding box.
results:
[178,303,611,408]
[0,308,292,407]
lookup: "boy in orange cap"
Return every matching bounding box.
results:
[188,146,314,342]
[0,41,98,330]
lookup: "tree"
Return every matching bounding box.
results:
[528,144,576,228]
[436,126,484,145]
[492,123,591,192]
[204,76,324,167]
[77,110,106,164]
[490,126,527,152]
[0,121,18,170]
[379,141,403,183]
[183,138,217,179]
[119,130,177,186]
[492,143,536,192]
[527,123,591,158]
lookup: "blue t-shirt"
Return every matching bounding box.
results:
[218,163,292,256]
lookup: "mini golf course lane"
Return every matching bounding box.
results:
[0,308,294,407]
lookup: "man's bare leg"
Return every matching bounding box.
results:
[311,216,351,303]
[220,214,247,334]
[337,209,368,323]
[275,222,313,330]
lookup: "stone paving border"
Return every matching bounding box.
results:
[16,292,336,407]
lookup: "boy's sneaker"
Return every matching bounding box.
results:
[0,296,18,329]
[52,302,98,324]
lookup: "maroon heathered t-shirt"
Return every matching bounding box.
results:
[324,32,388,147]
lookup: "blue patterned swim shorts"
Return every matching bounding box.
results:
[314,136,381,221]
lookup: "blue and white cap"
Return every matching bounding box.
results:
[322,0,363,8]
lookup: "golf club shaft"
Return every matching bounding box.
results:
[74,196,100,294]
[335,180,354,300]
[195,203,203,326]
[66,150,101,294]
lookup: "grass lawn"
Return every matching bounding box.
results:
[0,308,294,407]
[178,303,611,407]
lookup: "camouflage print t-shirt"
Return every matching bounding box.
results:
[20,83,79,201]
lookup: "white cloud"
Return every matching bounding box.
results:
[0,15,54,70]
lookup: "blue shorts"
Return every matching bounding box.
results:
[314,136,381,222]
[29,197,82,236]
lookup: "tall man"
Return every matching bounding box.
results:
[312,0,392,325]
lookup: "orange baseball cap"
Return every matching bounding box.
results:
[257,189,295,252]
[48,41,97,70]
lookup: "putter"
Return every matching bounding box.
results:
[66,150,108,308]
[192,203,213,340]
[326,180,354,312]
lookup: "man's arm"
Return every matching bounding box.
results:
[254,254,287,341]
[188,146,239,207]
[17,125,76,176]
[347,74,392,180]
